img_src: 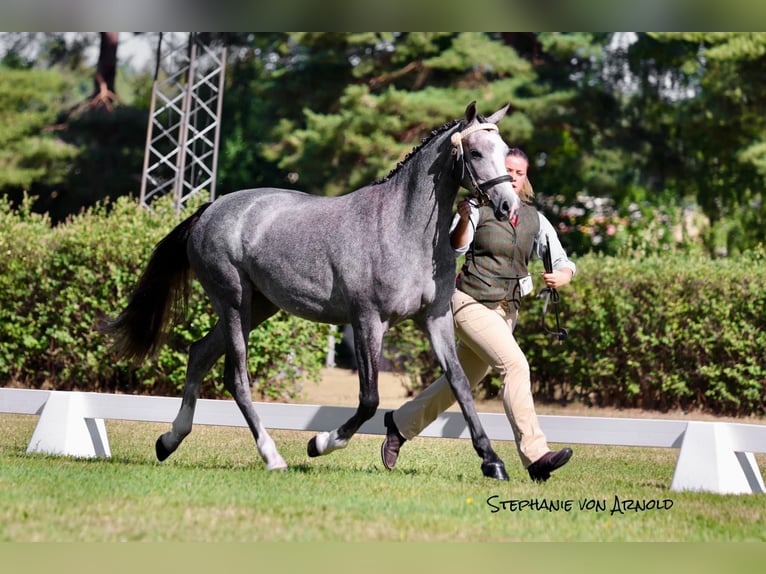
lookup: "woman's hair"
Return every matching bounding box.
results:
[507,147,535,202]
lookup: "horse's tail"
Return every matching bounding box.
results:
[102,202,212,364]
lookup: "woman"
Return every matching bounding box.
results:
[381,148,575,482]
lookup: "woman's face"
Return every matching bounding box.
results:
[505,154,529,194]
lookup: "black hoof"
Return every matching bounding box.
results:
[155,437,171,461]
[481,461,509,481]
[307,437,320,458]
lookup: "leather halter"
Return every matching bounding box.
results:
[450,123,514,205]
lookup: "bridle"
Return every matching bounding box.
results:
[450,123,514,206]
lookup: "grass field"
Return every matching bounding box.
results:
[1,412,765,543]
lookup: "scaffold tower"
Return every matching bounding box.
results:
[139,33,226,213]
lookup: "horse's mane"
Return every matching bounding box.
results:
[372,117,462,185]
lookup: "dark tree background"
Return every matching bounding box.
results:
[2,32,765,255]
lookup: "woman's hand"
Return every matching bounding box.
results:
[541,269,573,289]
[450,200,475,249]
[456,199,473,221]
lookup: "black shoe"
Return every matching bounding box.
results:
[527,448,573,482]
[381,411,406,470]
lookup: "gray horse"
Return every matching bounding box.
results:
[105,101,520,480]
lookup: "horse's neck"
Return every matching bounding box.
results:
[394,140,458,240]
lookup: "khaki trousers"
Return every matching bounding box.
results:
[392,289,549,468]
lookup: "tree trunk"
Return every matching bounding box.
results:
[501,32,542,65]
[92,32,119,110]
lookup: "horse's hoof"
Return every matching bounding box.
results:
[307,437,320,458]
[481,461,509,481]
[155,437,171,461]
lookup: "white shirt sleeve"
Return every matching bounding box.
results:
[449,202,480,254]
[536,212,577,276]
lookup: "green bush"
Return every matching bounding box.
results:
[384,319,440,397]
[519,250,766,416]
[4,193,764,416]
[384,250,766,417]
[0,195,331,400]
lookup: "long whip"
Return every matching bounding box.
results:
[536,235,568,342]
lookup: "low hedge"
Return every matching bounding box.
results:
[387,248,766,417]
[3,195,765,416]
[519,250,766,416]
[0,195,331,400]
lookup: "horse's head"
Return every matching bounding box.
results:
[451,101,520,222]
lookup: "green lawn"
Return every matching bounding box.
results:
[1,413,765,542]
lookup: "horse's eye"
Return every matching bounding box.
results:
[469,149,482,159]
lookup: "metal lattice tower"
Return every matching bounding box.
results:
[139,33,227,213]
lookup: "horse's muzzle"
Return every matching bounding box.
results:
[494,196,520,222]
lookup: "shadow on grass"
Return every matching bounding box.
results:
[288,461,428,478]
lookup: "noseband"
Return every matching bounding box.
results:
[451,123,514,205]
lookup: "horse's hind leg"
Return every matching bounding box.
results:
[220,291,287,471]
[156,323,225,461]
[308,317,383,457]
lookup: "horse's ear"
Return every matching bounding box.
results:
[464,101,477,124]
[486,103,512,125]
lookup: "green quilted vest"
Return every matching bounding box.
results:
[456,203,540,309]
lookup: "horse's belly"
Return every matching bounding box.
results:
[248,258,349,324]
[268,289,348,325]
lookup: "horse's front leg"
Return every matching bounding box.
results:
[424,311,509,480]
[308,318,383,457]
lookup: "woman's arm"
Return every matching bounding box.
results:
[449,200,480,252]
[536,212,576,288]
